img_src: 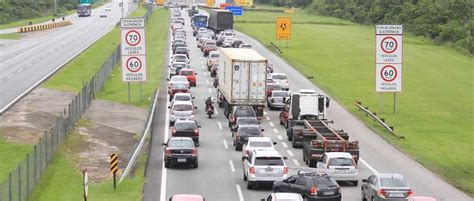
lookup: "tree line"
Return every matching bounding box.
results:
[254,0,474,54]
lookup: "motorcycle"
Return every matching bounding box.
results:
[213,78,218,88]
[204,97,215,119]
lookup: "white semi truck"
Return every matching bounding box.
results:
[217,48,268,119]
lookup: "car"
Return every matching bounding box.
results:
[172,38,186,46]
[99,11,108,18]
[197,36,212,48]
[175,47,190,58]
[171,54,190,64]
[361,173,413,201]
[105,5,112,11]
[271,73,290,90]
[233,125,264,151]
[168,75,189,89]
[169,194,205,201]
[273,171,342,201]
[171,23,183,32]
[261,193,304,201]
[239,43,252,48]
[170,92,194,106]
[202,41,217,56]
[315,152,358,186]
[206,51,220,70]
[193,27,207,36]
[266,83,283,96]
[242,137,276,158]
[232,39,244,48]
[222,37,234,48]
[232,116,259,135]
[172,42,187,53]
[169,62,188,77]
[178,69,197,87]
[407,197,437,201]
[242,149,288,189]
[168,101,196,124]
[168,83,190,101]
[171,119,201,146]
[162,137,198,168]
[228,106,257,128]
[267,90,290,109]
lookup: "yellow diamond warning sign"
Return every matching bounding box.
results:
[276,17,291,40]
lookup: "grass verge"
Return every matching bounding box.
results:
[235,10,474,195]
[0,33,23,40]
[0,139,32,181]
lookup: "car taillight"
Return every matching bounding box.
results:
[192,110,196,115]
[283,167,288,174]
[249,167,255,174]
[235,132,240,140]
[407,189,413,196]
[377,189,386,197]
[165,149,172,156]
[230,115,235,122]
[245,150,250,155]
[192,148,198,155]
[171,128,176,136]
[310,186,317,195]
[194,128,199,136]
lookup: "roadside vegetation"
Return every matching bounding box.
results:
[0,139,32,181]
[235,10,473,195]
[0,33,23,40]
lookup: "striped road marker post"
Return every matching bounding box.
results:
[110,153,119,189]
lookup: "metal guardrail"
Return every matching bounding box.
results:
[270,42,283,55]
[354,101,404,139]
[119,90,159,183]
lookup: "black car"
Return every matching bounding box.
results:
[173,42,187,53]
[232,39,244,48]
[228,106,257,128]
[233,125,263,151]
[232,117,259,136]
[171,119,201,146]
[273,171,341,201]
[174,47,189,58]
[163,137,198,168]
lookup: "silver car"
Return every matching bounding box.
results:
[267,90,290,109]
[168,101,196,124]
[242,150,288,189]
[361,173,413,201]
[271,73,290,90]
[316,152,358,186]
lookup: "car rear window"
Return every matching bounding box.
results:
[239,127,261,135]
[180,71,193,75]
[311,177,338,186]
[173,64,186,68]
[238,119,258,125]
[205,42,216,46]
[172,84,188,89]
[169,140,194,148]
[267,85,282,90]
[175,122,196,130]
[174,95,191,101]
[171,77,187,82]
[211,54,219,58]
[380,178,408,188]
[235,109,255,117]
[254,157,284,166]
[272,92,289,97]
[273,74,287,80]
[173,104,192,111]
[328,157,355,166]
[249,141,272,147]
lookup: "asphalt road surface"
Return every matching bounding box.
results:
[144,9,472,201]
[0,0,136,113]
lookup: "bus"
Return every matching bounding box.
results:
[191,14,208,30]
[77,3,92,17]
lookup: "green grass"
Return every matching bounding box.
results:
[0,33,23,40]
[0,10,77,30]
[96,8,170,107]
[235,11,474,195]
[28,130,147,201]
[0,139,32,181]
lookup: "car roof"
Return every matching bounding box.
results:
[237,116,257,121]
[173,101,193,105]
[209,51,219,54]
[169,137,194,141]
[324,152,353,158]
[172,62,187,65]
[247,137,272,142]
[174,93,191,97]
[252,149,281,157]
[175,119,196,124]
[273,192,303,200]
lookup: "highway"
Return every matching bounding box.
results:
[144,8,472,201]
[0,0,136,113]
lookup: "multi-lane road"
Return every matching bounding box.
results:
[143,8,471,201]
[0,0,136,113]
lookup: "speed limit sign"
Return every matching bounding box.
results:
[121,18,146,82]
[125,30,141,46]
[376,35,402,63]
[122,55,147,82]
[121,28,146,55]
[376,64,401,92]
[376,25,402,92]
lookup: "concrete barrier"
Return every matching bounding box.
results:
[18,20,73,33]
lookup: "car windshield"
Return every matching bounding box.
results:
[176,48,187,52]
[380,177,408,188]
[210,54,219,58]
[175,122,196,130]
[328,157,354,166]
[249,141,272,147]
[239,127,260,135]
[238,119,258,125]
[169,140,194,148]
[235,109,255,117]
[180,71,194,76]
[173,104,192,111]
[174,95,191,101]
[272,92,289,97]
[254,157,284,166]
[273,74,287,80]
[206,42,216,46]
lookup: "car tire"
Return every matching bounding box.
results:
[308,159,316,167]
[353,180,358,186]
[165,162,170,168]
[193,162,198,168]
[292,137,297,148]
[273,187,280,193]
[246,181,253,189]
[279,118,283,125]
[235,145,239,151]
[228,121,232,128]
[243,171,247,181]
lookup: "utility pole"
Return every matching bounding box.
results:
[54,0,57,16]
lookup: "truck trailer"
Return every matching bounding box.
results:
[207,9,233,33]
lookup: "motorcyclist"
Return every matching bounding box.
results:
[205,96,215,111]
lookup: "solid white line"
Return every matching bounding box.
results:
[360,158,379,174]
[206,79,209,84]
[160,94,170,201]
[223,139,228,149]
[263,111,267,115]
[218,122,223,130]
[292,159,300,166]
[273,128,279,134]
[229,160,236,172]
[287,150,294,157]
[269,122,274,127]
[18,68,24,73]
[277,135,283,141]
[282,142,288,148]
[208,88,212,93]
[7,75,13,79]
[236,184,244,201]
[266,116,270,120]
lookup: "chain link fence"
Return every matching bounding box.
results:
[0,8,153,200]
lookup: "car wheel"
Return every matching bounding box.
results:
[243,171,247,181]
[279,118,283,125]
[164,162,170,168]
[308,159,316,167]
[353,180,358,186]
[273,187,280,193]
[228,121,232,128]
[193,162,198,168]
[235,145,239,151]
[246,181,253,189]
[292,137,297,148]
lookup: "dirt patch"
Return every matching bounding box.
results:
[0,87,75,144]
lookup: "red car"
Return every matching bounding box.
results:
[179,69,197,87]
[266,83,282,96]
[168,83,190,101]
[169,194,205,201]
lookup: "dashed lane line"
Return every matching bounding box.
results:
[282,142,288,148]
[360,158,379,174]
[208,88,212,93]
[273,128,279,134]
[269,122,274,127]
[18,68,24,73]
[287,150,294,157]
[292,159,300,166]
[236,184,244,201]
[266,116,270,120]
[223,139,228,150]
[218,122,223,130]
[7,74,13,79]
[229,160,236,172]
[277,135,283,141]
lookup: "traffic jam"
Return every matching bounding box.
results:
[164,4,431,201]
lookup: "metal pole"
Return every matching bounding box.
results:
[140,82,143,103]
[18,164,21,201]
[121,0,125,18]
[113,173,116,189]
[8,173,11,201]
[54,0,57,16]
[33,145,37,183]
[393,92,397,113]
[380,93,383,113]
[27,154,30,194]
[128,83,131,103]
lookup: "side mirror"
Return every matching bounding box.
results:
[194,106,198,109]
[283,156,288,160]
[192,96,196,99]
[168,106,171,109]
[261,129,265,132]
[273,141,277,145]
[161,142,167,146]
[195,73,198,75]
[197,125,202,128]
[241,156,247,161]
[362,179,368,183]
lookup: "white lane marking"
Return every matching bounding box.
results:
[7,74,13,79]
[287,150,294,157]
[273,128,279,134]
[160,93,171,201]
[266,116,270,120]
[229,160,236,172]
[269,122,274,127]
[282,142,288,148]
[42,54,47,58]
[263,111,267,115]
[0,80,3,83]
[360,158,379,174]
[204,72,208,76]
[218,122,223,130]
[292,159,300,166]
[26,64,32,68]
[214,109,218,115]
[277,135,283,141]
[236,184,244,201]
[223,139,228,149]
[200,61,204,64]
[208,88,212,93]
[206,79,209,84]
[18,68,24,73]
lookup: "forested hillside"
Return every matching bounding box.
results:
[254,0,474,54]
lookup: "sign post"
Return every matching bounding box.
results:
[276,17,291,47]
[83,169,88,201]
[121,18,147,103]
[110,154,119,189]
[375,25,403,113]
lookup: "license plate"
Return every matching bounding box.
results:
[177,158,186,163]
[389,193,405,198]
[265,168,273,172]
[323,191,334,196]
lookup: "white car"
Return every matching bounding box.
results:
[262,193,303,201]
[168,101,196,124]
[316,152,359,186]
[105,5,112,11]
[242,137,276,158]
[206,51,219,70]
[242,150,288,189]
[270,73,290,90]
[99,11,108,18]
[171,54,190,64]
[239,43,252,48]
[171,93,194,106]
